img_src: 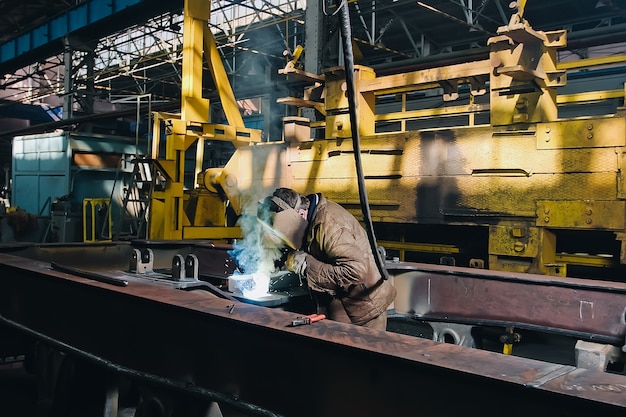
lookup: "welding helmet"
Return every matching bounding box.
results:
[257,195,308,250]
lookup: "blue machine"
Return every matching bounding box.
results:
[11,131,144,242]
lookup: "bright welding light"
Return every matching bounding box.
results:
[228,198,285,300]
[243,271,271,299]
[227,271,273,300]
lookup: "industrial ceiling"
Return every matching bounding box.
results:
[0,0,625,180]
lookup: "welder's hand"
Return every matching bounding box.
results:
[286,250,307,277]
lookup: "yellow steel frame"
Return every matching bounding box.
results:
[147,0,261,241]
[271,10,626,277]
[145,1,626,275]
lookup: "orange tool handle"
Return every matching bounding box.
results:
[307,314,326,323]
[289,313,327,327]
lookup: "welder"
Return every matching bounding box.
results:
[258,187,396,331]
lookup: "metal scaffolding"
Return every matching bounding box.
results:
[0,0,624,135]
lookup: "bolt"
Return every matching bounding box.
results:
[513,241,526,252]
[544,216,550,223]
[586,218,592,224]
[544,208,550,214]
[587,133,593,140]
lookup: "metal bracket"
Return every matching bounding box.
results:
[130,248,154,274]
[172,253,199,281]
[429,322,476,348]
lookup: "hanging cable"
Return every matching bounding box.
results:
[335,0,389,281]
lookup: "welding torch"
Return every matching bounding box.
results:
[288,313,326,327]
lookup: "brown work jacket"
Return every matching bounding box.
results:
[301,194,397,325]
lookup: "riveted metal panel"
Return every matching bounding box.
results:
[457,172,618,217]
[285,126,623,225]
[537,118,626,149]
[536,200,626,229]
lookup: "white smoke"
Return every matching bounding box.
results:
[228,204,285,297]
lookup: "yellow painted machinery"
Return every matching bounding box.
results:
[148,0,626,279]
[147,0,261,241]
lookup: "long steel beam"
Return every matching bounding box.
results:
[0,251,625,416]
[390,263,626,346]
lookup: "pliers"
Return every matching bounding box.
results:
[288,313,326,327]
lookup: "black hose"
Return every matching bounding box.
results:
[336,1,389,281]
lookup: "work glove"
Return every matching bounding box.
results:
[286,250,307,277]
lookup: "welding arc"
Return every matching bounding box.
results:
[336,1,389,281]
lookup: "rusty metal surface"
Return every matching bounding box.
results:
[0,240,239,278]
[191,241,240,278]
[0,241,133,269]
[1,252,625,416]
[390,262,626,344]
